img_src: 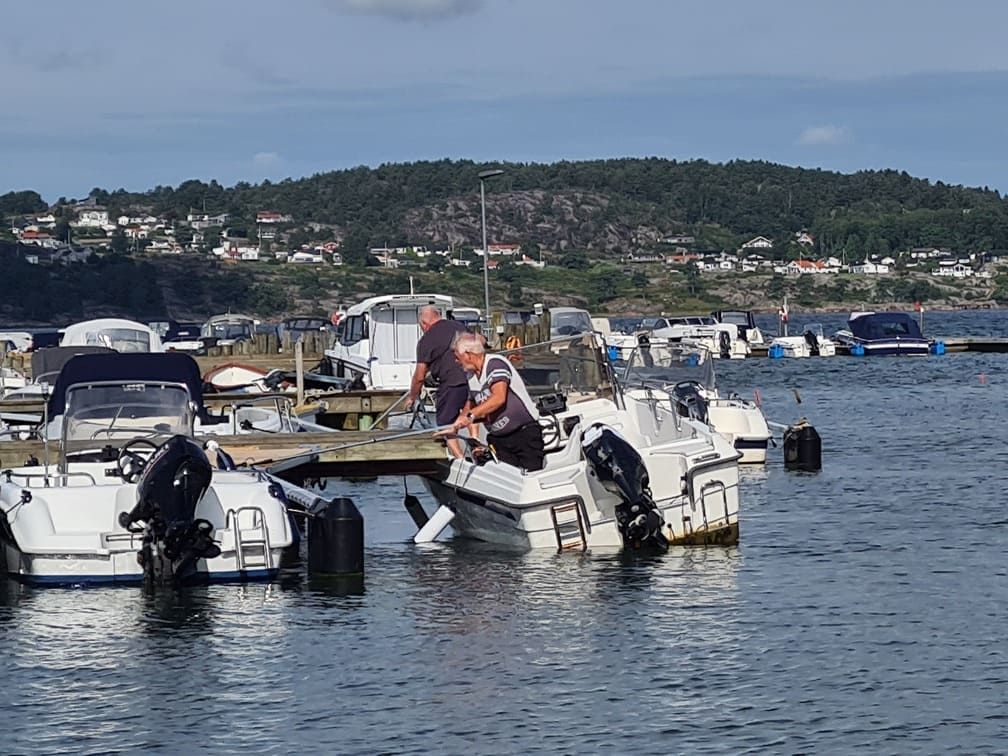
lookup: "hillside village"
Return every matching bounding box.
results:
[6,198,1001,283]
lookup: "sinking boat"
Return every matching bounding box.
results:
[417,336,741,550]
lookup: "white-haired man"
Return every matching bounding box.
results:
[408,305,469,458]
[448,332,545,471]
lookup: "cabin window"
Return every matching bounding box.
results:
[341,315,367,346]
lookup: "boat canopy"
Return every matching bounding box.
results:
[31,346,115,386]
[60,318,163,352]
[848,312,924,341]
[47,352,207,420]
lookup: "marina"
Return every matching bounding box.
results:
[2,337,1005,752]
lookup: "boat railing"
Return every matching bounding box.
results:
[3,469,97,487]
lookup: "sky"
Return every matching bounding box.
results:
[4,0,1008,201]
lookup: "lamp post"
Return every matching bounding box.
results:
[478,168,505,338]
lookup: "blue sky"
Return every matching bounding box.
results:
[4,0,1008,201]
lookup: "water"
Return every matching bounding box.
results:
[3,312,1008,753]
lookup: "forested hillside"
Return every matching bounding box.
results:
[2,158,1007,323]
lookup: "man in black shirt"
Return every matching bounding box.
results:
[407,305,469,458]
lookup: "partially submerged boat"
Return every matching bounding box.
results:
[0,352,304,585]
[418,335,741,550]
[834,311,930,356]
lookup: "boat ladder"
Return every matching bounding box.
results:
[227,506,274,572]
[550,502,587,551]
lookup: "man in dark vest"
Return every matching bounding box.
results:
[407,305,469,458]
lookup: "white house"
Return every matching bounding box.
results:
[288,251,323,264]
[741,236,774,249]
[852,261,889,274]
[187,212,229,230]
[934,260,972,278]
[795,231,815,246]
[75,209,109,228]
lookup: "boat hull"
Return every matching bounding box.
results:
[0,469,295,586]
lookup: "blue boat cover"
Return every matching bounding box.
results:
[47,352,207,419]
[849,312,925,341]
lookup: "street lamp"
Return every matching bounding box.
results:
[478,168,505,338]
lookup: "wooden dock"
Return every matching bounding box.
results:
[0,429,448,481]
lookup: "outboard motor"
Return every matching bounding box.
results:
[637,333,654,367]
[119,435,220,584]
[671,381,709,424]
[718,330,731,359]
[581,424,667,550]
[803,329,820,357]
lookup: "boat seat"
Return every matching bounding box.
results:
[541,426,586,471]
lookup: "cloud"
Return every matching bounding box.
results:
[798,125,850,146]
[327,0,482,21]
[253,152,283,168]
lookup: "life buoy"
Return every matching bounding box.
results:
[504,334,524,365]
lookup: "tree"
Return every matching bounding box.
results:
[559,249,589,269]
[684,261,702,296]
[110,228,128,255]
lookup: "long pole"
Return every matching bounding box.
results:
[480,178,490,338]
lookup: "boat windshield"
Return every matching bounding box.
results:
[550,311,594,338]
[62,382,194,443]
[640,317,663,330]
[501,334,610,399]
[718,311,751,326]
[81,328,153,353]
[618,341,716,391]
[203,322,253,340]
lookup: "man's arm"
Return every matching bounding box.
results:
[406,362,429,409]
[454,381,507,430]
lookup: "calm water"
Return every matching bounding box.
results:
[3,310,1008,754]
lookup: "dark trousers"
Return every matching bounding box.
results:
[487,422,545,472]
[435,384,470,425]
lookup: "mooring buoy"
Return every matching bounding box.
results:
[308,496,364,576]
[783,418,822,472]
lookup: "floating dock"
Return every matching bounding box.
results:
[751,337,1008,357]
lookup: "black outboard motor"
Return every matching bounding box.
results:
[119,435,220,584]
[803,329,821,356]
[718,330,731,359]
[581,424,667,550]
[671,381,709,424]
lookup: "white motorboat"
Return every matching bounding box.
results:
[418,336,741,550]
[1,366,28,398]
[711,310,766,346]
[618,340,772,463]
[61,318,164,352]
[0,352,303,585]
[201,313,257,348]
[324,293,477,390]
[647,315,749,359]
[769,325,837,358]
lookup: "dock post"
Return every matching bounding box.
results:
[295,339,305,407]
